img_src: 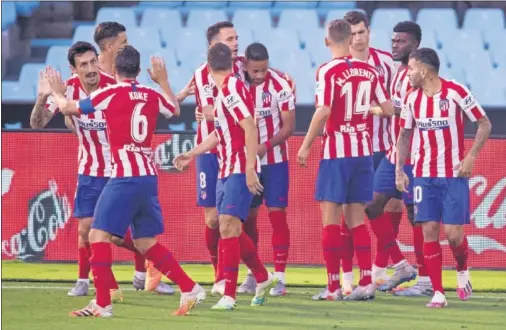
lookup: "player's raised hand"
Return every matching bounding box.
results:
[46,67,66,96]
[297,145,310,167]
[173,153,193,172]
[147,56,168,84]
[395,170,409,193]
[246,168,263,195]
[455,154,476,178]
[37,67,52,96]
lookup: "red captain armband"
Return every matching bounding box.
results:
[264,140,273,150]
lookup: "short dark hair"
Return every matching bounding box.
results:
[67,41,98,67]
[393,21,422,43]
[327,19,352,43]
[94,21,126,51]
[409,48,440,73]
[114,45,140,78]
[206,21,234,45]
[207,42,232,72]
[344,10,369,28]
[245,42,269,61]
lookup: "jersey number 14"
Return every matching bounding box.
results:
[341,80,371,121]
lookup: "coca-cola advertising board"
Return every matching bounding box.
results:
[2,132,505,269]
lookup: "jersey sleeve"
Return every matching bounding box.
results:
[454,83,486,122]
[275,77,295,112]
[155,91,176,118]
[194,67,215,108]
[223,78,253,123]
[77,85,117,114]
[399,96,414,129]
[372,71,388,104]
[315,63,334,107]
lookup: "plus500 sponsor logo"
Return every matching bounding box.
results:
[416,118,449,131]
[77,120,106,131]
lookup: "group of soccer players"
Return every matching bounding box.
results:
[30,7,492,317]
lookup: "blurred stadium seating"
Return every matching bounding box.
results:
[1,1,505,107]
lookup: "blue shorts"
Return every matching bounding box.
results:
[92,176,164,239]
[413,177,470,225]
[373,151,386,171]
[251,161,289,209]
[73,175,109,218]
[216,174,253,222]
[374,157,414,204]
[196,154,219,207]
[315,156,374,204]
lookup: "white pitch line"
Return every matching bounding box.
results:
[2,285,506,300]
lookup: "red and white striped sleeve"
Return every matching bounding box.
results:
[315,61,335,108]
[450,81,486,122]
[194,64,214,108]
[155,90,176,118]
[271,71,295,112]
[372,70,388,104]
[77,84,118,114]
[399,93,414,129]
[223,77,253,123]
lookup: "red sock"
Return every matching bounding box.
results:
[78,242,91,279]
[90,242,113,308]
[269,210,290,273]
[413,226,428,276]
[220,237,240,299]
[123,230,146,272]
[450,235,469,272]
[340,217,354,273]
[205,226,220,278]
[387,211,402,238]
[122,230,137,253]
[239,232,268,283]
[243,213,259,248]
[351,224,372,286]
[216,239,224,283]
[322,224,341,292]
[144,242,195,293]
[110,272,119,290]
[370,213,405,266]
[423,241,444,294]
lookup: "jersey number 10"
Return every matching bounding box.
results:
[341,80,372,121]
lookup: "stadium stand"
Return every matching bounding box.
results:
[1,1,505,107]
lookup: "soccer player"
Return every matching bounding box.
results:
[173,42,276,310]
[241,42,295,296]
[340,10,406,291]
[396,48,491,307]
[298,19,393,301]
[48,46,205,317]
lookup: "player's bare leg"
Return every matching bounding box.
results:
[445,224,472,301]
[68,218,93,297]
[312,202,343,301]
[134,237,205,316]
[343,203,376,301]
[367,194,416,292]
[394,205,434,297]
[238,208,259,295]
[267,206,290,296]
[422,221,447,308]
[204,207,224,296]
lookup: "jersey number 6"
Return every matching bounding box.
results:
[131,102,148,143]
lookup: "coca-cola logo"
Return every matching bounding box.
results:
[154,134,196,172]
[1,180,72,261]
[399,175,506,254]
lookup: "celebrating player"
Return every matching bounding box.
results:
[298,19,393,301]
[340,10,406,292]
[396,48,491,308]
[49,46,205,317]
[242,42,295,296]
[174,42,276,310]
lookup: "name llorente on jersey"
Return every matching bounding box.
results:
[129,91,148,101]
[336,67,378,86]
[416,117,450,131]
[340,122,367,133]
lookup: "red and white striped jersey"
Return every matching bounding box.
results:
[367,47,394,153]
[387,64,414,165]
[315,56,388,159]
[193,56,246,153]
[46,71,116,177]
[76,80,176,178]
[214,74,259,179]
[246,69,295,165]
[400,79,486,178]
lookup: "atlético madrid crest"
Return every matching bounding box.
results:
[439,98,450,112]
[375,65,385,77]
[262,91,272,104]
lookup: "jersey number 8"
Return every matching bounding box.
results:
[131,103,148,143]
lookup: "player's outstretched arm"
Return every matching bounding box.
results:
[148,56,180,117]
[240,117,263,195]
[457,115,491,177]
[173,133,219,171]
[30,68,57,128]
[297,105,330,167]
[176,78,195,103]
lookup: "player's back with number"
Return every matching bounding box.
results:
[316,57,387,158]
[81,81,175,177]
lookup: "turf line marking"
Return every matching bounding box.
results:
[2,285,506,300]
